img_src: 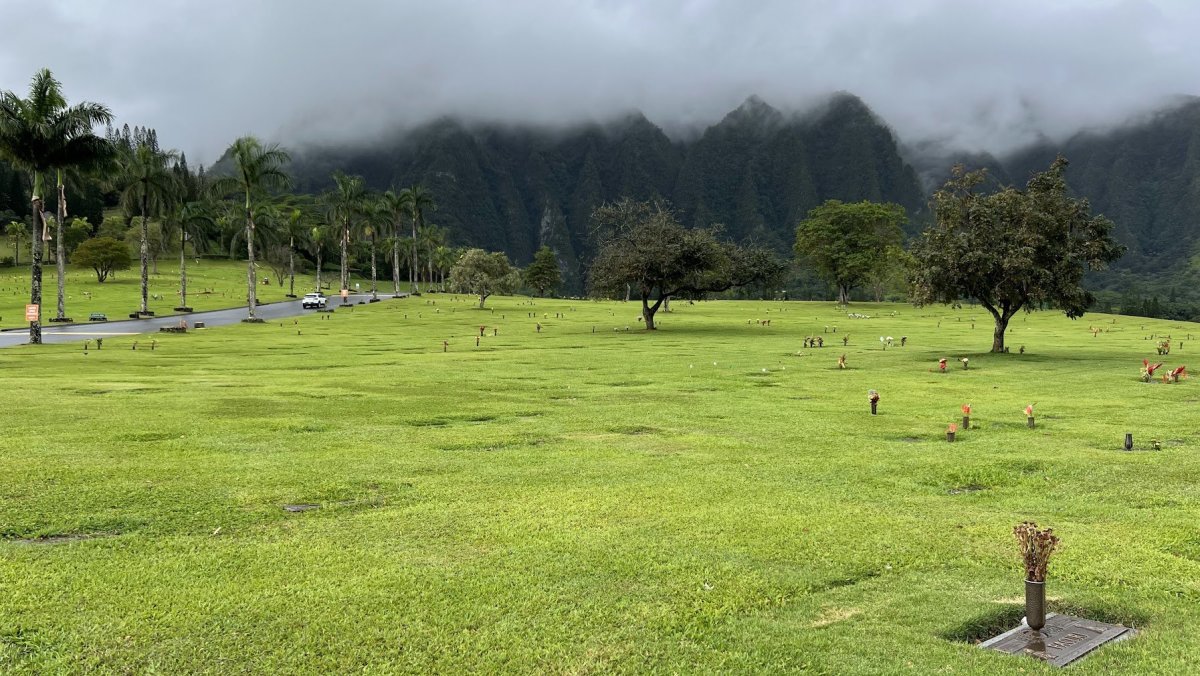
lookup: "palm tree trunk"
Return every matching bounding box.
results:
[29,187,44,345]
[340,221,350,296]
[55,178,67,320]
[392,223,401,296]
[246,202,257,319]
[179,229,188,309]
[411,217,419,294]
[370,234,378,300]
[288,236,295,297]
[315,248,322,291]
[140,196,149,314]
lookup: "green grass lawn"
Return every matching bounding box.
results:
[0,258,383,328]
[1,296,1197,673]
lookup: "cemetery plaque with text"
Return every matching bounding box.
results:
[980,613,1135,667]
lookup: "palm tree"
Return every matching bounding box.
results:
[307,220,336,293]
[398,185,435,294]
[419,223,446,291]
[113,143,178,315]
[166,201,215,311]
[379,189,410,296]
[0,68,112,343]
[361,196,391,301]
[328,171,366,301]
[281,206,310,298]
[432,245,456,291]
[209,137,290,322]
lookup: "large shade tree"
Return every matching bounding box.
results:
[588,198,786,330]
[114,142,178,315]
[0,68,112,342]
[210,136,291,321]
[911,157,1125,352]
[794,199,906,304]
[449,248,518,308]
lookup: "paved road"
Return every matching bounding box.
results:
[0,293,404,348]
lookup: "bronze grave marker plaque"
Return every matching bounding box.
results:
[980,612,1135,667]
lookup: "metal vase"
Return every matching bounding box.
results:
[1025,580,1046,631]
[962,416,970,429]
[870,401,877,415]
[1027,417,1036,429]
[947,431,956,442]
[1124,433,1133,451]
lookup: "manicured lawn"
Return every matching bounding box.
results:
[0,258,382,329]
[1,296,1197,673]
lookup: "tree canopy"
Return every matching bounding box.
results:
[911,157,1125,352]
[587,198,785,329]
[73,236,131,282]
[523,245,562,297]
[794,199,906,304]
[449,248,518,308]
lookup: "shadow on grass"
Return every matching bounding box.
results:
[942,600,1150,644]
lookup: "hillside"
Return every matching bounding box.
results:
[287,94,928,293]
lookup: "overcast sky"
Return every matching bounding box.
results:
[1,0,1196,164]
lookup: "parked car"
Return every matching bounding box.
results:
[301,292,327,309]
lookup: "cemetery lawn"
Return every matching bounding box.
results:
[1,296,1198,674]
[0,258,374,329]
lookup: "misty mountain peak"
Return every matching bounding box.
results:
[720,95,784,129]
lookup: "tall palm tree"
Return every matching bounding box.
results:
[166,200,215,311]
[209,137,290,321]
[114,143,178,315]
[432,245,456,291]
[0,68,111,343]
[419,223,446,290]
[281,206,310,298]
[328,171,366,301]
[398,185,435,294]
[379,188,410,296]
[307,219,336,293]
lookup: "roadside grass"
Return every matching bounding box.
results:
[1,296,1197,673]
[0,258,383,328]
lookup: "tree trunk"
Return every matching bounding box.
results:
[479,293,487,309]
[641,291,665,330]
[340,220,349,294]
[315,249,322,291]
[288,237,295,297]
[991,314,1009,353]
[624,284,631,302]
[392,223,401,296]
[139,197,149,314]
[29,192,44,344]
[838,284,850,305]
[55,179,66,320]
[179,228,187,308]
[246,204,257,319]
[662,295,671,313]
[369,235,378,300]
[411,217,419,294]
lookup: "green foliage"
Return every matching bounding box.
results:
[72,236,131,282]
[98,214,127,240]
[794,199,906,304]
[64,217,91,256]
[911,157,1125,351]
[523,245,562,297]
[448,248,518,307]
[588,199,786,328]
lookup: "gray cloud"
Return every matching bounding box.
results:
[1,0,1196,163]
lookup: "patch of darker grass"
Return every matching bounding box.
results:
[118,431,180,443]
[608,424,660,436]
[811,569,881,593]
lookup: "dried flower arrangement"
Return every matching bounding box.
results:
[1014,521,1060,582]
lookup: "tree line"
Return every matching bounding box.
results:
[2,68,1125,351]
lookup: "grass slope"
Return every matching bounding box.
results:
[1,297,1197,673]
[0,259,378,329]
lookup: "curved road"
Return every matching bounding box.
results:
[0,293,404,348]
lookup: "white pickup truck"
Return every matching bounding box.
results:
[301,292,327,309]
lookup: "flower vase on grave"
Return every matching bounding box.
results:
[1025,580,1046,631]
